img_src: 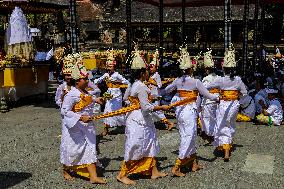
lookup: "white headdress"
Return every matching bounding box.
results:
[223,44,236,68]
[106,49,117,66]
[62,53,82,74]
[70,55,88,80]
[178,45,192,70]
[129,43,146,70]
[204,49,214,68]
[150,49,159,67]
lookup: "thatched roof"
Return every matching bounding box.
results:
[100,0,269,23]
[76,0,102,22]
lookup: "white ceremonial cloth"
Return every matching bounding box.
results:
[124,80,159,161]
[214,76,247,146]
[149,72,166,121]
[94,72,130,127]
[165,75,219,159]
[6,7,32,45]
[200,73,220,136]
[60,88,97,166]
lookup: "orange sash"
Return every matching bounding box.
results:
[220,90,239,101]
[106,81,128,88]
[209,88,220,94]
[72,94,93,112]
[169,90,198,108]
[94,96,140,120]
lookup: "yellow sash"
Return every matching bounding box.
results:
[94,96,140,120]
[106,81,128,88]
[169,90,198,108]
[72,94,93,112]
[209,88,220,94]
[221,90,239,101]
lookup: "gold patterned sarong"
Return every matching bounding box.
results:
[174,154,197,169]
[64,163,92,178]
[120,157,156,176]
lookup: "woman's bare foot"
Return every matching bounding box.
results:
[191,163,203,172]
[151,172,168,180]
[100,127,109,136]
[116,175,136,185]
[90,177,107,184]
[167,122,175,131]
[171,167,186,177]
[223,149,230,162]
[63,170,75,181]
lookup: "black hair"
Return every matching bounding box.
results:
[223,67,236,80]
[130,68,147,84]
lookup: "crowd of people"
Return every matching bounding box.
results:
[54,44,283,185]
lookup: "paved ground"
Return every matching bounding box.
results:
[0,102,284,189]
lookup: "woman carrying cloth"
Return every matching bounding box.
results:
[164,45,219,177]
[213,45,247,162]
[60,60,106,184]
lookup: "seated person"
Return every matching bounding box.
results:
[237,90,256,122]
[256,88,283,126]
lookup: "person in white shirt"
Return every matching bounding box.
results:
[254,80,268,115]
[256,88,283,126]
[93,50,130,136]
[200,49,220,143]
[165,46,219,177]
[214,45,247,162]
[60,59,106,184]
[236,89,256,122]
[146,50,174,131]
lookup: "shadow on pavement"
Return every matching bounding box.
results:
[0,172,32,189]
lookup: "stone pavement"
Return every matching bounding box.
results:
[0,102,283,189]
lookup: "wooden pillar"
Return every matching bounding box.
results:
[70,0,78,53]
[159,0,164,67]
[253,0,260,72]
[224,0,231,49]
[182,0,186,42]
[242,0,249,76]
[260,0,265,64]
[126,0,131,60]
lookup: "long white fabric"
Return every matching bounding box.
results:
[165,75,218,159]
[94,72,130,127]
[124,80,159,161]
[149,72,166,121]
[200,73,220,136]
[60,88,97,166]
[213,76,247,147]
